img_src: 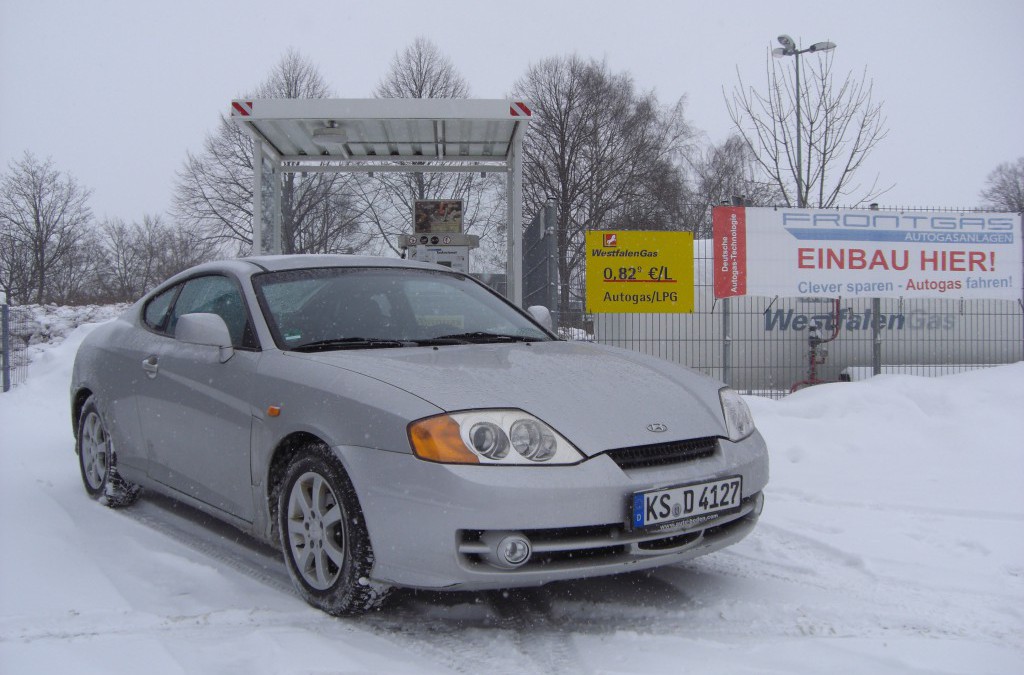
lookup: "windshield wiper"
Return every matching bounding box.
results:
[429,331,541,344]
[409,336,472,346]
[291,337,408,352]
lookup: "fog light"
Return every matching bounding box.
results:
[480,531,532,569]
[500,537,531,566]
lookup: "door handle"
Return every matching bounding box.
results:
[142,356,159,378]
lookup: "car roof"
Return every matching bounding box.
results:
[241,254,444,273]
[141,254,458,303]
[167,254,453,280]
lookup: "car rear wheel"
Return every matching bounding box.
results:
[77,396,140,507]
[278,447,388,615]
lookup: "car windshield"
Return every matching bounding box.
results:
[253,267,552,351]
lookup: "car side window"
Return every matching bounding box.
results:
[168,275,257,349]
[143,286,179,332]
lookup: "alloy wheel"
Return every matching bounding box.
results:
[80,411,109,491]
[286,471,347,590]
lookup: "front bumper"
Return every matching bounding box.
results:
[336,431,769,590]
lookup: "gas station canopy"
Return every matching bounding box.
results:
[231,98,532,303]
[231,98,531,171]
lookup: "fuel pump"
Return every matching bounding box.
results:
[399,233,480,274]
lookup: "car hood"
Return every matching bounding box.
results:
[289,341,728,455]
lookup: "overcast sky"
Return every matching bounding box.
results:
[1,0,1022,225]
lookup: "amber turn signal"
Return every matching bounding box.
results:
[408,415,479,464]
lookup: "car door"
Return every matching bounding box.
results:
[95,285,181,478]
[135,274,261,522]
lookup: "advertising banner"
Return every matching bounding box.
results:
[585,231,694,313]
[712,206,1023,300]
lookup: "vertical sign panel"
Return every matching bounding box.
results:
[713,207,747,298]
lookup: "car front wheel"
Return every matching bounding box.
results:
[278,447,388,615]
[77,396,140,507]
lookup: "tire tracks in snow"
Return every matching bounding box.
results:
[770,487,1024,522]
[360,588,586,675]
[122,495,295,597]
[484,588,583,675]
[107,494,585,674]
[70,488,1024,670]
[656,524,1024,649]
[0,607,331,645]
[102,493,683,674]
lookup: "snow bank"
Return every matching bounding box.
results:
[4,303,129,367]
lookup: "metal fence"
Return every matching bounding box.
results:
[548,210,1024,399]
[582,293,1023,398]
[1,305,31,392]
[523,201,559,317]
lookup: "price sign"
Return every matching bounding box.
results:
[585,231,694,313]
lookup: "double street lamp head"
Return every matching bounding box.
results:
[773,35,837,58]
[776,34,797,54]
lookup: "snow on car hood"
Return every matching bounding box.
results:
[291,341,728,455]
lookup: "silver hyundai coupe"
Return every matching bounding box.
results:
[71,255,769,615]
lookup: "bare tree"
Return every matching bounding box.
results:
[94,214,219,302]
[0,217,32,304]
[0,152,93,304]
[376,37,470,99]
[49,229,104,305]
[979,157,1024,212]
[511,55,693,309]
[727,48,889,208]
[147,216,221,283]
[173,49,369,255]
[95,218,139,301]
[681,135,783,238]
[358,38,504,267]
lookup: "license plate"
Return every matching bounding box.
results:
[632,476,743,530]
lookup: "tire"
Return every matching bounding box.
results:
[277,446,389,615]
[77,396,140,508]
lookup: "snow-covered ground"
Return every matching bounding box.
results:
[1,317,1022,674]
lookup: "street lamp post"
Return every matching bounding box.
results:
[773,35,836,208]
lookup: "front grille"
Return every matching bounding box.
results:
[603,437,719,470]
[457,493,760,573]
[636,531,701,551]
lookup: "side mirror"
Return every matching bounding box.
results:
[526,305,553,332]
[175,313,234,363]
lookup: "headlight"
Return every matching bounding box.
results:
[509,419,557,461]
[719,388,755,442]
[409,410,583,465]
[468,422,509,459]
